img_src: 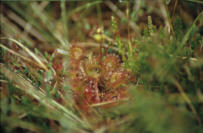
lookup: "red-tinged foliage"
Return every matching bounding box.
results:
[101,87,128,102]
[68,45,134,112]
[69,45,85,61]
[84,77,100,103]
[73,92,90,112]
[85,64,101,79]
[102,54,120,72]
[12,43,19,52]
[53,63,63,71]
[108,71,128,89]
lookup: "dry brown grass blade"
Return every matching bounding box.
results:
[5,38,49,71]
[0,14,34,46]
[0,63,92,130]
[173,79,201,125]
[158,0,173,34]
[90,98,129,107]
[105,1,140,37]
[0,44,48,71]
[5,10,46,42]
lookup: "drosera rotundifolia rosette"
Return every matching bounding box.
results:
[68,44,134,112]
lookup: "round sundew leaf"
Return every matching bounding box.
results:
[70,45,85,60]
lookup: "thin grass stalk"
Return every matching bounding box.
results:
[0,64,92,130]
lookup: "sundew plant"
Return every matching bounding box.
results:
[0,0,203,133]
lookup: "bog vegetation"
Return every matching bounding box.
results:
[0,0,203,133]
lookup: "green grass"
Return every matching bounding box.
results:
[0,1,203,133]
